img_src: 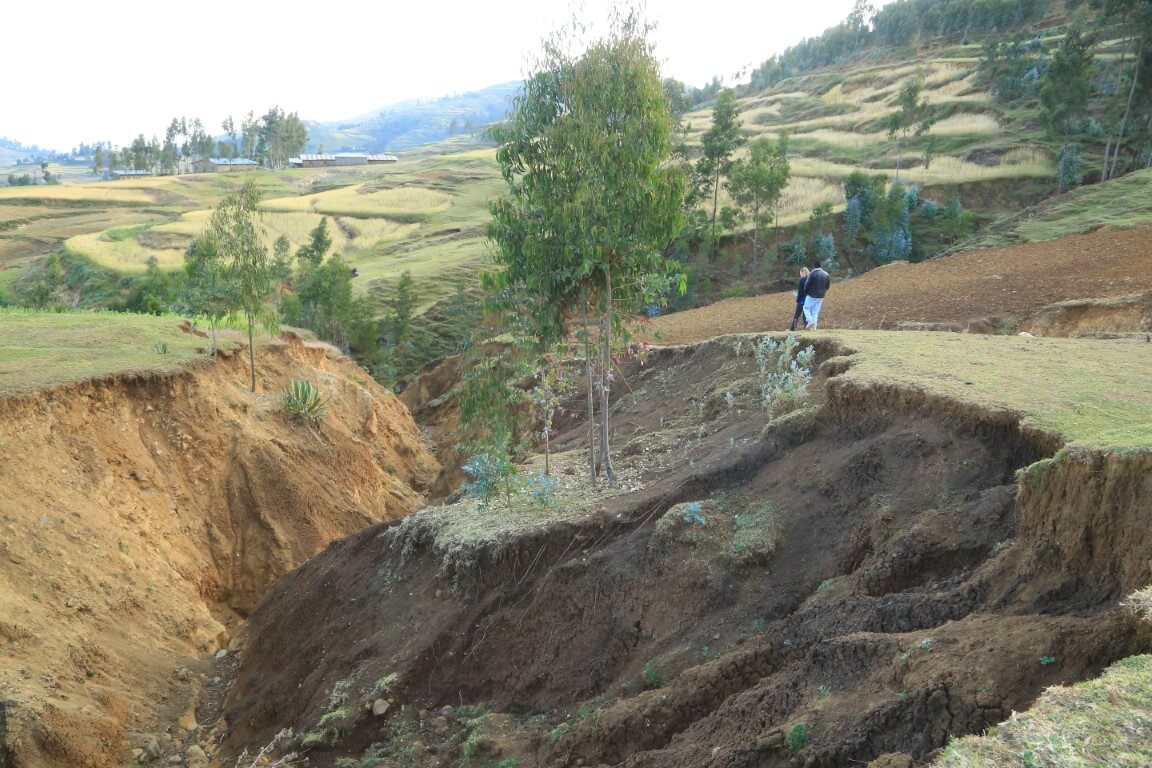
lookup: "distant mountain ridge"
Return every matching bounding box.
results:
[306,81,520,153]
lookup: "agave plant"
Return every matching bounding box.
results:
[282,379,326,423]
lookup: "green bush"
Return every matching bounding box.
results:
[282,379,327,423]
[754,334,815,414]
[786,722,809,753]
[642,661,663,689]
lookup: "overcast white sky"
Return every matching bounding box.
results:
[8,0,891,151]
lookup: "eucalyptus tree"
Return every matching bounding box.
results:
[487,9,685,483]
[727,136,790,259]
[697,88,744,252]
[207,180,277,391]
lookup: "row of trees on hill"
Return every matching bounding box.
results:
[88,107,308,175]
[975,2,1152,190]
[748,0,1061,90]
[172,182,417,390]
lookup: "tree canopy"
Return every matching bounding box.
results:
[487,9,685,482]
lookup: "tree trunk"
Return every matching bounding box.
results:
[710,168,721,258]
[1102,136,1114,183]
[247,317,256,393]
[543,362,553,477]
[893,135,903,183]
[210,321,218,357]
[752,207,760,263]
[599,265,616,483]
[1058,140,1069,194]
[582,295,596,485]
[1112,56,1141,181]
[543,425,551,477]
[773,202,781,252]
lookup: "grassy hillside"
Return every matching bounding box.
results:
[821,331,1152,451]
[948,167,1152,250]
[0,308,205,395]
[935,650,1152,767]
[0,149,502,309]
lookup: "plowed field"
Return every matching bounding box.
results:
[651,225,1152,344]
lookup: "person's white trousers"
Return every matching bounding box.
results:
[803,296,824,328]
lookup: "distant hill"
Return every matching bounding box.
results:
[0,137,58,166]
[306,82,519,153]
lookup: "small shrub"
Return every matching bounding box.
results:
[152,341,169,355]
[496,759,522,768]
[372,673,399,695]
[301,729,335,748]
[1039,655,1057,666]
[921,199,940,220]
[461,443,517,510]
[1123,585,1152,622]
[786,722,809,753]
[818,684,832,696]
[642,661,663,689]
[754,334,815,414]
[524,473,558,507]
[318,707,352,728]
[283,379,327,423]
[682,501,706,526]
[1057,144,1084,190]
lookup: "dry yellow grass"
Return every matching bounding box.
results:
[712,175,844,228]
[788,155,1052,183]
[929,113,1000,135]
[67,207,422,273]
[64,230,185,271]
[261,184,452,218]
[0,184,154,205]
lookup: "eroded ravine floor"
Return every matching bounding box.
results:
[222,338,1151,767]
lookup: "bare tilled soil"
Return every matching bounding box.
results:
[0,334,439,768]
[222,339,1151,768]
[650,226,1152,344]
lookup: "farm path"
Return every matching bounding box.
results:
[651,224,1152,343]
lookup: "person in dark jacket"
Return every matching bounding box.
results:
[790,267,809,331]
[802,260,831,329]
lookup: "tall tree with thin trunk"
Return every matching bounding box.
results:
[487,8,685,483]
[697,88,744,255]
[727,136,790,261]
[207,180,277,391]
[885,72,935,182]
[1102,0,1152,179]
[1040,29,1095,193]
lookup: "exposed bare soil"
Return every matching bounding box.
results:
[222,339,1152,768]
[650,226,1152,344]
[0,334,438,768]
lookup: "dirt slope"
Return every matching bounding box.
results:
[651,226,1152,344]
[0,334,439,768]
[221,338,1151,768]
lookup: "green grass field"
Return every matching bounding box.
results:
[940,167,1152,253]
[817,331,1152,452]
[0,308,207,396]
[935,652,1152,767]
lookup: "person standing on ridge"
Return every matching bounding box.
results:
[790,267,809,331]
[802,260,830,330]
